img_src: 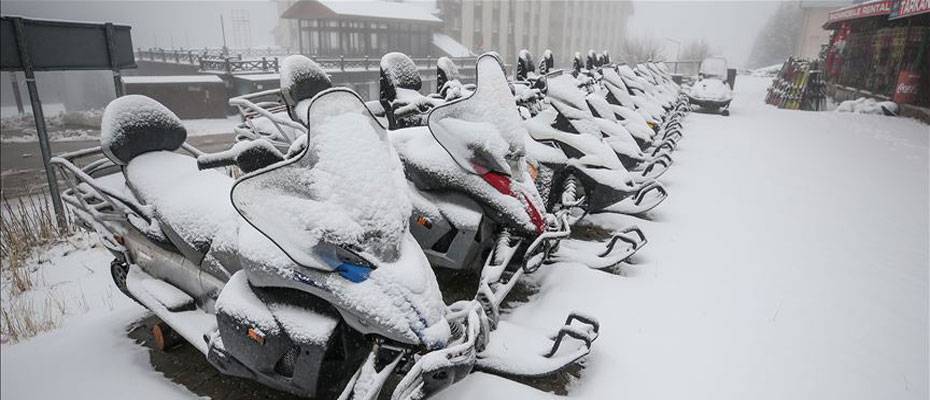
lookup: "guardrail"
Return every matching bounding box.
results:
[135,47,479,75]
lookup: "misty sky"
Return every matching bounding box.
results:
[2,0,783,67]
[627,1,781,67]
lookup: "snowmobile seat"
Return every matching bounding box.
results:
[101,95,238,265]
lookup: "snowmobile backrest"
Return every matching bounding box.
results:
[280,55,332,108]
[381,52,422,96]
[100,95,187,166]
[436,56,458,92]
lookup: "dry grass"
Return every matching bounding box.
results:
[1,190,73,294]
[0,294,67,343]
[1,189,76,343]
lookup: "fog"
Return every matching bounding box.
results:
[1,0,280,49]
[627,1,781,68]
[2,0,778,63]
[0,0,787,112]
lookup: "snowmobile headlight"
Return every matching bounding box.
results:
[335,262,373,283]
[320,245,376,283]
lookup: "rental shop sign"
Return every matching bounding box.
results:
[827,0,895,24]
[890,0,930,19]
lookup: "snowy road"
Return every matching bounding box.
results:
[439,77,929,400]
[2,77,927,400]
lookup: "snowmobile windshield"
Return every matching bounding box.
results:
[231,88,412,269]
[700,57,728,79]
[546,75,593,120]
[428,53,528,181]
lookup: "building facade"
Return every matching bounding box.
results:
[437,0,633,66]
[274,0,443,57]
[795,1,853,59]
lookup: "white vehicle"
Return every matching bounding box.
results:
[688,56,734,116]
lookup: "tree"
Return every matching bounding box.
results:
[620,34,665,64]
[747,1,803,68]
[681,39,713,62]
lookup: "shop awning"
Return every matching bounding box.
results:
[825,0,895,27]
[824,0,930,27]
[889,0,930,19]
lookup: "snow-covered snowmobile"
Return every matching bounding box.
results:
[522,73,668,217]
[688,56,733,116]
[53,92,472,399]
[54,90,603,399]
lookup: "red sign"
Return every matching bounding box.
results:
[827,0,895,24]
[890,0,930,19]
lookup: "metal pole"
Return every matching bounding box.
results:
[104,23,125,97]
[11,17,66,230]
[9,72,25,114]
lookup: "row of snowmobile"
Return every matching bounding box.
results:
[51,48,689,399]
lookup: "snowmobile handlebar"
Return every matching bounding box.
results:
[196,140,285,173]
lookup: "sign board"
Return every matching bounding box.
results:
[1,16,136,71]
[826,0,895,25]
[889,0,930,19]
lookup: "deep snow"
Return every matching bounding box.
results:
[1,76,927,400]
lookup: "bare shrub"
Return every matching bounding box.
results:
[1,190,74,294]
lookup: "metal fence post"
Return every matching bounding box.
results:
[104,23,125,98]
[9,72,24,114]
[11,17,66,231]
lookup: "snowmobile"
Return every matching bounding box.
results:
[53,90,602,399]
[687,56,733,116]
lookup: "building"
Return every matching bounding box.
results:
[273,0,451,57]
[822,0,929,108]
[437,0,634,65]
[795,1,853,59]
[122,75,228,118]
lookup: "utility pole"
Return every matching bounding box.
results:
[220,14,229,57]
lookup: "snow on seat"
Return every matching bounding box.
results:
[125,152,237,263]
[100,95,238,264]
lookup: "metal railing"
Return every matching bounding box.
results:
[135,47,479,75]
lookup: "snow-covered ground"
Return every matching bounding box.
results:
[2,76,927,399]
